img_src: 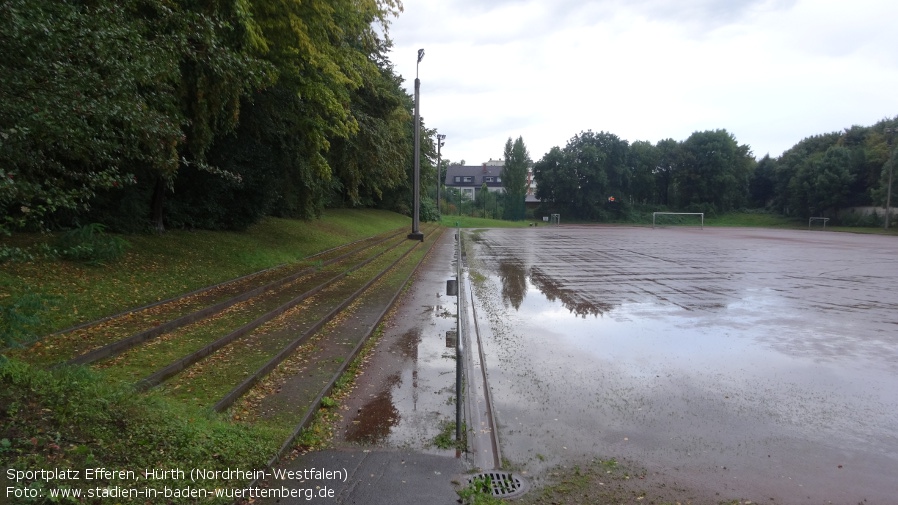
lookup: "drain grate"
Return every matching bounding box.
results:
[466,471,528,499]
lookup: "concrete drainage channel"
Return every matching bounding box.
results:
[455,230,529,499]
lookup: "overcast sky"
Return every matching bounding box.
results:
[384,0,898,164]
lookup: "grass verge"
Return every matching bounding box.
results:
[440,215,531,228]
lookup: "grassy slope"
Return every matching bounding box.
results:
[0,209,414,504]
[1,209,410,336]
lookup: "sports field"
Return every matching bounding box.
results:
[466,225,898,503]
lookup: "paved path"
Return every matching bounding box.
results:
[257,230,468,504]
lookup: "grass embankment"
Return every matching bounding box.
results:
[0,209,413,504]
[1,209,410,336]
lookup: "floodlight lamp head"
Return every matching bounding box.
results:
[417,49,425,63]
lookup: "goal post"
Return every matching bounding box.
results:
[549,214,560,226]
[808,217,829,230]
[652,212,704,229]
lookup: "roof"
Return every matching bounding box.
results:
[444,165,504,187]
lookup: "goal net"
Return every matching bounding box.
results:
[549,214,561,225]
[652,212,704,229]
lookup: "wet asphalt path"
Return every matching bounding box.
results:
[466,225,898,504]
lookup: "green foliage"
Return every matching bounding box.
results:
[534,131,628,221]
[0,246,28,263]
[419,197,441,222]
[0,359,277,502]
[433,420,465,450]
[55,224,128,265]
[1,0,410,233]
[674,129,754,212]
[750,154,777,207]
[0,0,180,233]
[457,475,506,505]
[330,64,413,207]
[0,293,55,349]
[628,140,661,205]
[502,136,531,220]
[0,0,274,234]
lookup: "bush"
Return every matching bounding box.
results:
[420,197,440,222]
[55,223,128,265]
[0,292,55,348]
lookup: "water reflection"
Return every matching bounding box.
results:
[345,328,423,443]
[529,268,615,317]
[344,373,400,444]
[498,260,527,310]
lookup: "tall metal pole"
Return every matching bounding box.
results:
[436,134,445,216]
[885,127,895,230]
[408,49,425,241]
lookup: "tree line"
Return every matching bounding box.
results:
[1,0,441,234]
[532,119,898,223]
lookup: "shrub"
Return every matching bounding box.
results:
[55,223,128,265]
[0,292,55,348]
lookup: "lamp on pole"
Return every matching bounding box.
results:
[408,48,426,241]
[436,134,446,216]
[885,127,895,230]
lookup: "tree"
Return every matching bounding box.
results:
[533,146,569,214]
[329,61,412,208]
[249,0,402,219]
[627,140,659,205]
[502,136,530,220]
[788,146,854,217]
[533,131,627,220]
[674,129,753,212]
[773,133,841,215]
[750,155,776,208]
[0,0,181,233]
[654,139,680,206]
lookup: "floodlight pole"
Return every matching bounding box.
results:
[885,127,895,230]
[436,134,446,216]
[408,49,426,241]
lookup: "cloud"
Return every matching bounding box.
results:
[388,0,898,163]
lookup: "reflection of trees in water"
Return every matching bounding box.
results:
[529,268,615,317]
[498,260,528,310]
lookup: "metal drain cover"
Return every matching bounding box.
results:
[466,471,528,499]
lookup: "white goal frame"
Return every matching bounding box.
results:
[549,214,561,225]
[652,212,704,229]
[808,217,829,230]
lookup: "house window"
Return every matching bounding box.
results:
[496,177,502,182]
[454,176,461,183]
[484,176,495,183]
[462,176,474,183]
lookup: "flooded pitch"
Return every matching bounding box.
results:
[465,226,898,503]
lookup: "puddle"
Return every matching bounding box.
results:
[344,373,401,444]
[339,234,461,454]
[468,227,898,503]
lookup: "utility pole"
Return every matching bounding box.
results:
[436,134,446,217]
[408,49,425,241]
[884,128,895,230]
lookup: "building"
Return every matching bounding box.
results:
[444,159,539,206]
